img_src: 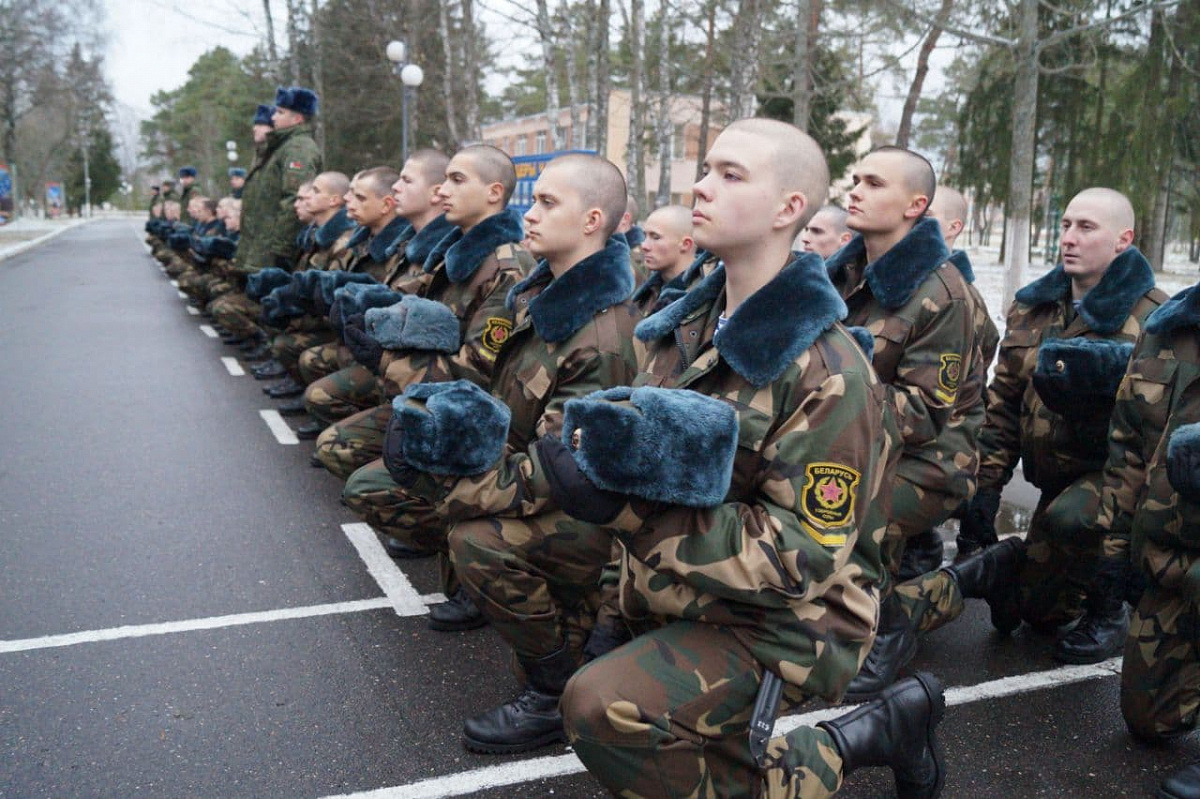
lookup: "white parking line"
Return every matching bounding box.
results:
[186,305,200,315]
[259,409,299,445]
[321,658,1124,799]
[342,523,432,617]
[0,598,393,654]
[177,290,188,300]
[199,324,218,338]
[221,357,245,376]
[169,279,179,287]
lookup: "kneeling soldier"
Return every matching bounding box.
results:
[556,119,943,799]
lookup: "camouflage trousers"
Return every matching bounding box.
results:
[1120,543,1200,741]
[303,364,382,426]
[314,403,391,480]
[298,342,350,386]
[209,292,263,339]
[164,254,189,278]
[448,510,611,661]
[882,474,962,577]
[272,328,336,383]
[563,621,845,799]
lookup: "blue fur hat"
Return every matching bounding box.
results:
[178,166,197,178]
[274,86,319,118]
[254,104,275,126]
[246,267,293,303]
[366,295,462,353]
[392,380,511,476]
[1032,337,1134,418]
[228,167,246,178]
[561,386,739,507]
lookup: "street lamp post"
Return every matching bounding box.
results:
[386,40,425,164]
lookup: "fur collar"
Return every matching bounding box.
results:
[1015,246,1156,335]
[346,224,370,250]
[681,250,714,284]
[1146,284,1200,335]
[397,214,454,266]
[636,252,847,387]
[825,217,950,310]
[425,207,524,283]
[949,249,975,283]
[314,208,355,249]
[367,216,410,263]
[630,270,665,305]
[505,237,634,343]
[619,225,645,249]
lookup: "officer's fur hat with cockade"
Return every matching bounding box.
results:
[228,167,246,178]
[253,104,276,127]
[274,87,319,118]
[1168,422,1200,502]
[366,295,462,354]
[562,386,739,507]
[1031,337,1134,418]
[178,166,197,178]
[391,380,511,476]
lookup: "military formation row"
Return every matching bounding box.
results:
[142,85,1199,799]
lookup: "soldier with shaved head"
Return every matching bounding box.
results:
[629,204,696,313]
[914,187,1167,668]
[825,145,1009,701]
[800,204,853,259]
[556,119,946,798]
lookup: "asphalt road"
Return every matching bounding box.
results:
[1,220,1195,798]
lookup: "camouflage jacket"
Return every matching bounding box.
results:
[178,183,196,224]
[381,214,455,294]
[607,254,898,701]
[977,248,1166,493]
[827,218,981,496]
[293,208,356,272]
[629,251,716,317]
[341,216,410,282]
[1096,285,1200,579]
[377,208,534,399]
[436,237,640,519]
[237,122,321,275]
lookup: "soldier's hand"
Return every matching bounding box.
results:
[535,435,625,525]
[382,411,420,488]
[272,254,293,271]
[343,314,383,374]
[1167,423,1200,503]
[583,622,631,663]
[958,489,1001,555]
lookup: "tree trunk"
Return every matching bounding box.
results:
[309,0,326,162]
[596,0,611,155]
[1001,0,1039,312]
[560,6,582,149]
[792,0,813,131]
[438,0,461,147]
[285,0,302,83]
[695,0,717,181]
[262,0,279,74]
[625,0,646,205]
[461,0,480,141]
[895,0,952,149]
[535,0,563,150]
[654,3,672,208]
[729,0,764,119]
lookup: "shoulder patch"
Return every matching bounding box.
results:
[287,161,306,170]
[800,462,860,546]
[936,353,962,403]
[481,316,513,355]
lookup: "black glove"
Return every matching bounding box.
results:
[535,435,625,525]
[1167,423,1200,503]
[583,622,632,663]
[382,409,420,488]
[342,314,383,374]
[328,296,349,335]
[959,489,1001,552]
[272,254,293,271]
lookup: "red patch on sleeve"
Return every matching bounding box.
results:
[288,161,305,170]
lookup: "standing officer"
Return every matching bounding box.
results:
[177,166,198,223]
[229,167,246,199]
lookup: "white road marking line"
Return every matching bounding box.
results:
[259,409,299,445]
[186,305,200,315]
[169,279,179,287]
[0,598,393,654]
[221,357,245,376]
[341,523,430,617]
[321,658,1125,799]
[199,324,218,338]
[177,290,188,300]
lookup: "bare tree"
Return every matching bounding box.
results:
[695,0,718,180]
[792,0,818,131]
[438,0,462,146]
[728,0,764,119]
[262,0,280,72]
[654,1,673,207]
[534,0,564,149]
[461,0,481,141]
[625,0,647,205]
[894,0,953,148]
[559,5,583,149]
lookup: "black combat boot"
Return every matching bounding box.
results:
[819,672,945,799]
[276,397,308,416]
[252,359,288,380]
[266,378,305,398]
[843,591,918,702]
[428,587,486,631]
[462,647,575,754]
[242,341,273,362]
[238,332,267,353]
[1160,763,1200,799]
[898,529,945,582]
[384,536,434,560]
[294,418,324,439]
[942,537,1025,634]
[1054,557,1130,664]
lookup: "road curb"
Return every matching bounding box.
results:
[0,217,101,264]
